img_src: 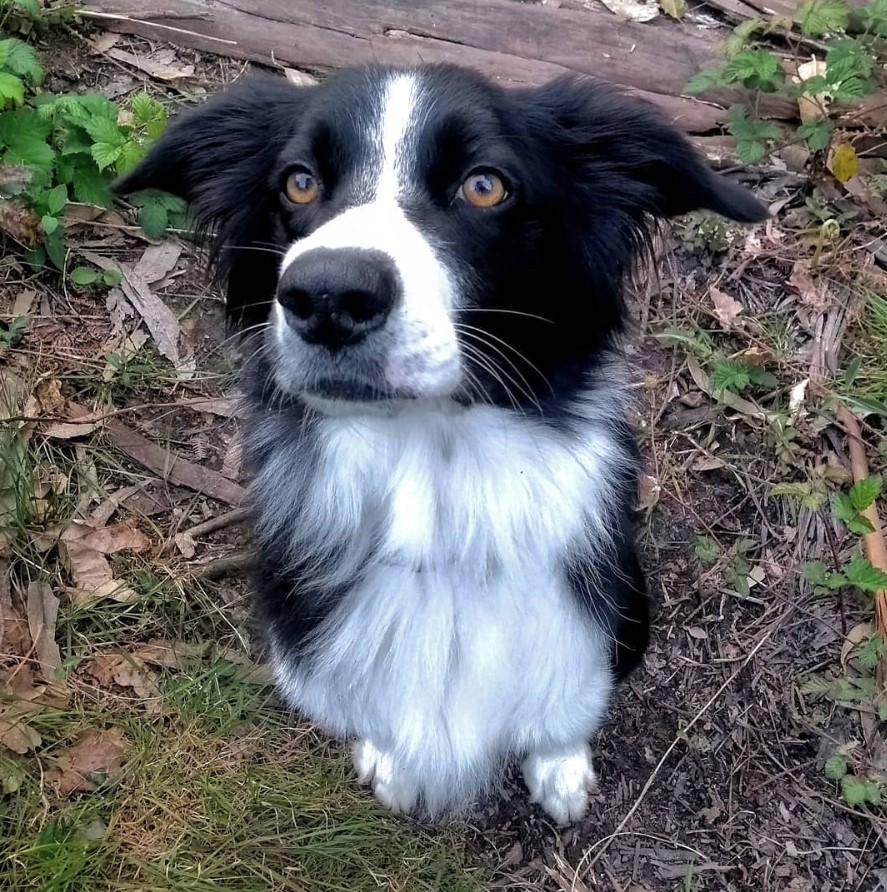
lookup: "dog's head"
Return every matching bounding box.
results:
[115,65,767,410]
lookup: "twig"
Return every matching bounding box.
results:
[838,405,887,683]
[571,621,779,886]
[183,507,251,540]
[192,550,256,579]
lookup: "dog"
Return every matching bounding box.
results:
[115,64,767,824]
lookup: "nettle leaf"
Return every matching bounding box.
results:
[850,476,882,511]
[847,515,876,535]
[861,0,887,34]
[129,91,167,139]
[825,753,849,780]
[841,775,870,805]
[798,118,834,152]
[857,634,885,672]
[724,49,781,89]
[0,109,53,164]
[710,358,752,393]
[844,555,887,592]
[91,142,123,172]
[831,77,867,101]
[116,139,144,174]
[68,162,111,207]
[826,40,874,81]
[0,38,42,86]
[139,201,168,239]
[82,113,125,147]
[686,69,728,93]
[795,0,850,35]
[0,72,25,106]
[693,536,721,564]
[726,106,779,164]
[804,561,830,586]
[833,492,858,523]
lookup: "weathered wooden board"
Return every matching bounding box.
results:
[86,0,882,138]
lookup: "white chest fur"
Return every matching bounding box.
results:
[264,400,622,811]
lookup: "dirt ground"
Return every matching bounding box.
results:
[2,26,887,892]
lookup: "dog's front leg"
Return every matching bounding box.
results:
[352,739,420,814]
[522,741,599,825]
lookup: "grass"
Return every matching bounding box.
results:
[1,311,483,892]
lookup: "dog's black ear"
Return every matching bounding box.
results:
[517,76,769,223]
[114,76,312,327]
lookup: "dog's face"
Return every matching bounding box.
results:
[116,65,767,410]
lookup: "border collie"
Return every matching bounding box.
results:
[116,64,767,824]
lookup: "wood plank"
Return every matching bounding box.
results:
[91,0,735,131]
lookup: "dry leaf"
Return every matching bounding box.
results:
[1,664,43,701]
[12,289,35,317]
[41,418,102,440]
[89,31,122,53]
[59,519,148,605]
[131,638,207,670]
[85,653,160,699]
[284,68,318,86]
[828,143,859,184]
[659,0,687,17]
[106,287,133,336]
[26,582,62,680]
[637,473,661,510]
[788,261,831,312]
[0,559,31,655]
[709,286,743,330]
[81,250,182,365]
[594,0,658,20]
[47,729,129,796]
[132,243,182,285]
[0,702,42,754]
[106,47,195,81]
[793,59,828,123]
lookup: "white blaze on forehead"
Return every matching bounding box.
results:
[375,74,419,203]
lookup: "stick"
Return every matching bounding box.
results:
[838,406,887,682]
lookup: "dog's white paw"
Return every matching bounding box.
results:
[352,739,419,814]
[522,743,598,825]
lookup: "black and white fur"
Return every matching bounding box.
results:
[116,65,767,824]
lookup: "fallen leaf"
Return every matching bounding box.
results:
[828,143,859,184]
[12,289,35,317]
[0,559,31,655]
[594,0,658,20]
[89,31,122,53]
[659,0,687,16]
[131,638,207,670]
[637,473,660,510]
[106,287,133,336]
[132,243,182,285]
[106,47,195,81]
[80,250,181,365]
[58,520,147,605]
[174,531,196,558]
[788,261,831,312]
[0,702,42,754]
[0,199,40,245]
[47,729,129,796]
[789,378,810,417]
[693,456,727,471]
[26,582,62,680]
[41,418,102,440]
[793,59,829,123]
[284,68,318,86]
[1,664,43,701]
[85,653,160,699]
[710,286,743,330]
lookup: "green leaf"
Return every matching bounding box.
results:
[693,536,721,564]
[129,91,167,138]
[726,106,779,164]
[747,365,777,389]
[116,139,144,174]
[833,492,858,523]
[0,315,28,349]
[723,50,781,90]
[70,266,99,286]
[804,561,830,586]
[841,774,869,805]
[686,69,728,94]
[0,109,54,168]
[139,201,168,239]
[709,358,751,393]
[0,38,43,86]
[82,113,125,146]
[102,269,122,287]
[724,19,767,58]
[91,141,122,172]
[795,0,850,35]
[844,554,887,592]
[861,0,887,34]
[46,183,67,216]
[847,515,876,535]
[40,214,58,235]
[825,753,849,779]
[831,77,867,101]
[850,477,881,511]
[43,228,65,270]
[857,634,885,673]
[0,72,24,107]
[826,40,874,82]
[798,118,833,152]
[67,160,111,207]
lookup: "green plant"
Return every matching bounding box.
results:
[687,0,887,163]
[709,356,777,394]
[0,25,178,272]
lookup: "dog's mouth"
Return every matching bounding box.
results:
[302,377,406,403]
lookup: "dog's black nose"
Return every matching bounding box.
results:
[277,248,398,350]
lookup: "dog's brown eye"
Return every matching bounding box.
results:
[460,170,507,208]
[284,168,320,205]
